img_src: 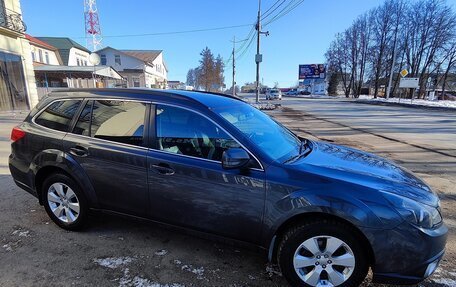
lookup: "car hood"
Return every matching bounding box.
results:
[292,141,437,204]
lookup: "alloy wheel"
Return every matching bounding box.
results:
[293,235,356,286]
[47,182,80,223]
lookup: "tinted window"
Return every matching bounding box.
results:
[156,105,240,161]
[73,101,92,136]
[80,100,146,146]
[35,100,81,132]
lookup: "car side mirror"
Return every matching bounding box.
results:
[222,148,250,170]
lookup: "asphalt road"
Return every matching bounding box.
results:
[1,96,455,286]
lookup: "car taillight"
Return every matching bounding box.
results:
[11,127,26,142]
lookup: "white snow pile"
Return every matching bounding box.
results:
[358,95,456,109]
[93,256,135,269]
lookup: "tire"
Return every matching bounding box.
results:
[277,219,368,287]
[42,173,89,231]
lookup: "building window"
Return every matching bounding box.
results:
[77,58,80,66]
[100,54,106,65]
[84,60,88,66]
[115,55,121,65]
[0,51,29,110]
[44,51,49,64]
[31,50,35,62]
[132,77,140,87]
[38,49,43,63]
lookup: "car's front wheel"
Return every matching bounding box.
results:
[277,219,368,287]
[42,173,88,230]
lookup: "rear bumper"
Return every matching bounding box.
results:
[363,222,448,285]
[9,154,37,199]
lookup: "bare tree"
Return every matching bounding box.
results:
[325,0,456,99]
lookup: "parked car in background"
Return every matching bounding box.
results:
[285,89,298,96]
[266,88,282,100]
[9,89,447,287]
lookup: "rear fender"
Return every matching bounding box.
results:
[30,149,99,207]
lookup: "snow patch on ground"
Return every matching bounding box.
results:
[430,267,456,286]
[358,96,456,109]
[265,263,282,278]
[12,230,30,237]
[94,257,135,269]
[154,249,168,256]
[432,278,456,286]
[181,264,205,280]
[119,268,185,287]
[2,243,13,252]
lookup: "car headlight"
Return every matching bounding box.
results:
[381,191,442,229]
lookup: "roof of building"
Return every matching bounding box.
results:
[34,65,124,80]
[119,50,162,63]
[95,47,163,64]
[36,37,90,65]
[25,34,57,50]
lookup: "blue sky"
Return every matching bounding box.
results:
[22,0,386,87]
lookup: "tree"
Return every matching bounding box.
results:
[187,47,225,92]
[325,0,456,99]
[198,47,215,91]
[186,68,195,87]
[214,55,225,91]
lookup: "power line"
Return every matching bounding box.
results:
[236,30,256,61]
[261,0,286,21]
[264,0,305,26]
[72,23,253,39]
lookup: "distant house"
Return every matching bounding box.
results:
[26,34,62,66]
[95,47,168,89]
[37,37,93,66]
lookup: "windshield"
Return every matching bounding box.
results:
[214,104,301,162]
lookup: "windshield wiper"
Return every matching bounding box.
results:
[283,139,312,164]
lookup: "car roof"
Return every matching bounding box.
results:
[47,88,245,109]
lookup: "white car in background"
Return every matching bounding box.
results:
[265,88,282,100]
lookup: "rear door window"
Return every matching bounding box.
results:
[73,100,147,147]
[35,100,81,132]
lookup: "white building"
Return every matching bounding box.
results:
[95,47,168,89]
[37,37,93,67]
[0,0,38,110]
[26,34,62,66]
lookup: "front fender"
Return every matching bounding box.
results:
[30,149,99,207]
[261,188,404,248]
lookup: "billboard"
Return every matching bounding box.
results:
[299,64,326,79]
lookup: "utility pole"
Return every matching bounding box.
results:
[232,36,236,97]
[254,0,269,103]
[255,0,261,103]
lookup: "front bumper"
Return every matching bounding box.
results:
[362,221,448,285]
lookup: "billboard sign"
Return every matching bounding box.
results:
[299,64,326,79]
[399,77,419,88]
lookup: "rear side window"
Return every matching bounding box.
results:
[35,100,81,132]
[73,100,146,147]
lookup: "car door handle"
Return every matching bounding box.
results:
[151,164,175,176]
[69,146,89,157]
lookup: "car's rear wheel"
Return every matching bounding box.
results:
[42,173,88,230]
[277,219,368,287]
